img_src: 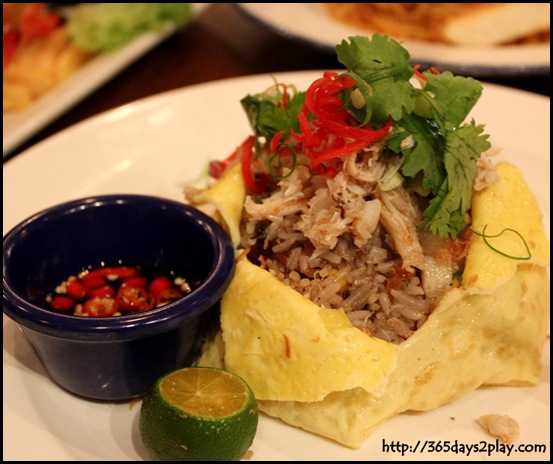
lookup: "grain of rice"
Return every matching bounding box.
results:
[397,305,427,321]
[391,289,428,310]
[378,292,392,313]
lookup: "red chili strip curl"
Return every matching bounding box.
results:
[240,135,269,194]
[315,118,393,143]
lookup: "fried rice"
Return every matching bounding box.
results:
[197,141,498,345]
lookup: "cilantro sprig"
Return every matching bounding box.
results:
[240,81,305,142]
[338,35,491,239]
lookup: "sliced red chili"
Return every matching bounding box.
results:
[310,139,368,171]
[50,295,76,313]
[82,297,118,318]
[240,136,268,194]
[304,73,354,121]
[413,64,426,82]
[88,266,137,281]
[65,279,88,300]
[116,286,155,313]
[208,148,239,179]
[314,118,392,142]
[148,275,173,296]
[81,266,137,288]
[156,288,184,307]
[88,286,116,299]
[80,273,106,289]
[47,265,191,317]
[289,72,394,177]
[270,131,284,153]
[123,276,148,288]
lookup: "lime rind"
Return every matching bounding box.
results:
[139,367,259,461]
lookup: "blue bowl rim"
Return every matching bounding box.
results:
[2,194,235,342]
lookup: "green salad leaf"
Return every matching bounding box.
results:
[65,3,194,53]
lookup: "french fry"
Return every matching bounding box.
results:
[3,25,94,112]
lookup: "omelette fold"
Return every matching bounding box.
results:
[191,160,549,448]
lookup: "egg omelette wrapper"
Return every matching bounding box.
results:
[191,161,550,449]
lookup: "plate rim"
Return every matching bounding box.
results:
[235,3,551,77]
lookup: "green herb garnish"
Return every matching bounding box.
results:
[337,35,490,239]
[470,225,532,260]
[239,34,492,239]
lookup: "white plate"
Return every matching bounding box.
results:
[3,71,550,461]
[2,28,175,159]
[236,3,551,78]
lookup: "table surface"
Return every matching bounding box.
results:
[3,3,550,162]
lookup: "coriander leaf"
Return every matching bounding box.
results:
[336,35,416,125]
[338,71,373,125]
[422,71,484,128]
[418,121,491,238]
[366,78,417,125]
[420,179,465,238]
[336,35,413,82]
[390,114,446,194]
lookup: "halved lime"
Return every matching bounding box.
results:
[139,366,259,461]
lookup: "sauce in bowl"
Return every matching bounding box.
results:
[46,264,194,317]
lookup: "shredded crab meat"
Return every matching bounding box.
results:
[475,147,501,191]
[478,414,520,444]
[343,144,386,185]
[376,187,424,272]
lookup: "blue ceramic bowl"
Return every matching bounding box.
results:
[3,194,235,401]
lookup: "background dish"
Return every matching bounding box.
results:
[2,27,175,158]
[236,3,551,78]
[3,71,550,461]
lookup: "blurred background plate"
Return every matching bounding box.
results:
[2,27,176,158]
[2,3,209,159]
[236,3,550,78]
